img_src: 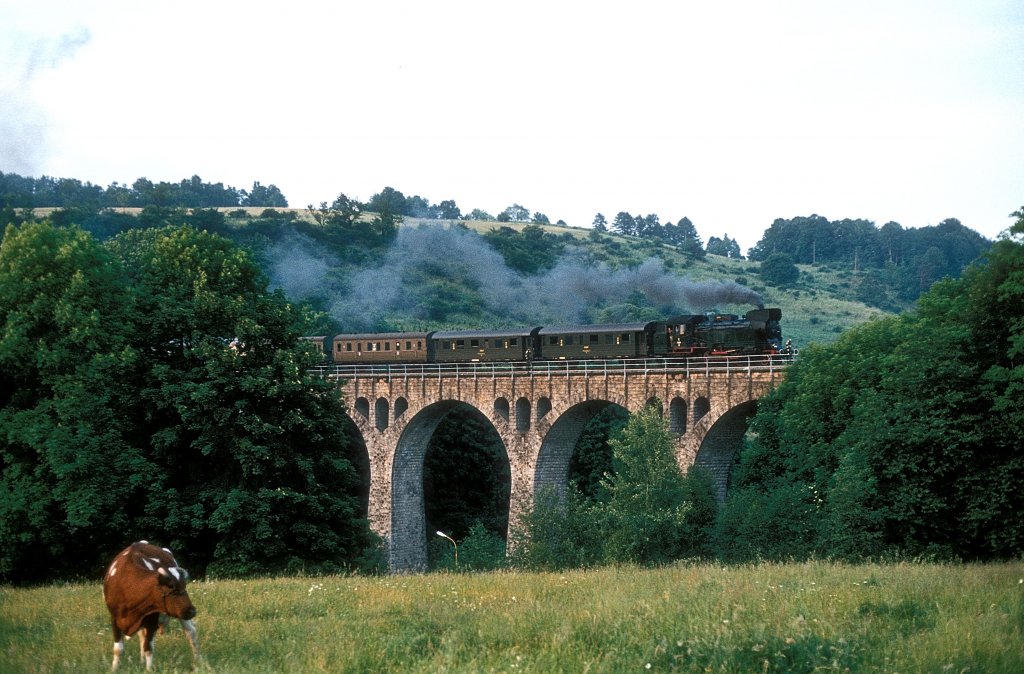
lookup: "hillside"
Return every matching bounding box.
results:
[231,211,889,348]
[28,206,906,346]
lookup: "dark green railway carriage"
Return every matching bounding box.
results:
[431,327,540,362]
[537,321,665,360]
[330,332,434,364]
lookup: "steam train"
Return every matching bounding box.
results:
[306,308,783,365]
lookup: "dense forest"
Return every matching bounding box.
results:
[1,171,1019,582]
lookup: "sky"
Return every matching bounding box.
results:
[2,1,1023,253]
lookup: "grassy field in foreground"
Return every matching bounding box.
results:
[2,561,1021,673]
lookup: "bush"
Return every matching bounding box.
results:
[510,487,601,571]
[760,253,800,286]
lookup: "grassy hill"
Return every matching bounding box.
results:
[36,206,895,346]
[246,212,889,348]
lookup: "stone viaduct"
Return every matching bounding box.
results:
[317,356,790,572]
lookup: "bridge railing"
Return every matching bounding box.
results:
[309,352,796,381]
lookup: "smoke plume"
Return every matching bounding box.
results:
[267,223,763,331]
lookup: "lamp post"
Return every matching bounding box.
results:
[435,530,458,568]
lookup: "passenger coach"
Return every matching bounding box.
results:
[324,332,433,364]
[538,321,665,359]
[431,327,539,362]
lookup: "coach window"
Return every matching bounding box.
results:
[405,341,412,350]
[442,341,451,350]
[471,339,480,348]
[384,342,390,351]
[622,333,631,343]
[346,343,353,352]
[605,334,614,344]
[549,336,558,346]
[456,339,466,349]
[590,334,599,344]
[510,338,518,346]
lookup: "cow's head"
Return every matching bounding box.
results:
[156,566,197,621]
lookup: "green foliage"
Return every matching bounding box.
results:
[423,411,510,551]
[442,521,507,572]
[482,224,565,274]
[759,252,800,286]
[0,221,142,580]
[747,214,991,304]
[706,233,742,258]
[0,221,373,582]
[719,210,1024,561]
[509,487,602,571]
[594,406,692,565]
[5,562,1021,673]
[568,406,629,499]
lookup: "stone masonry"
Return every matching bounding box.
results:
[328,364,786,571]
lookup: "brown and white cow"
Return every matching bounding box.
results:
[103,541,200,670]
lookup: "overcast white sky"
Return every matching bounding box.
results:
[2,1,1022,252]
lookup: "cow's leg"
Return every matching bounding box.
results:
[181,618,201,665]
[139,613,160,671]
[110,621,124,671]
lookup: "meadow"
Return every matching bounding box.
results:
[1,561,1021,673]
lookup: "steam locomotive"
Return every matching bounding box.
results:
[306,308,783,365]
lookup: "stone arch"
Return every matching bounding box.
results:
[536,396,552,421]
[394,397,408,420]
[669,396,687,434]
[390,399,510,572]
[375,397,389,431]
[693,396,710,424]
[494,397,510,422]
[339,412,372,518]
[693,400,759,503]
[354,397,370,420]
[515,397,531,432]
[534,398,628,502]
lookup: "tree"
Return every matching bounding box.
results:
[241,182,288,208]
[759,252,799,285]
[611,212,635,236]
[718,210,1024,562]
[105,225,373,575]
[594,405,692,565]
[665,217,705,259]
[498,204,530,222]
[706,234,742,258]
[0,221,141,581]
[592,213,608,232]
[366,187,407,218]
[436,199,461,220]
[306,192,362,229]
[466,208,494,221]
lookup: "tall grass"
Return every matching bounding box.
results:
[2,561,1020,673]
